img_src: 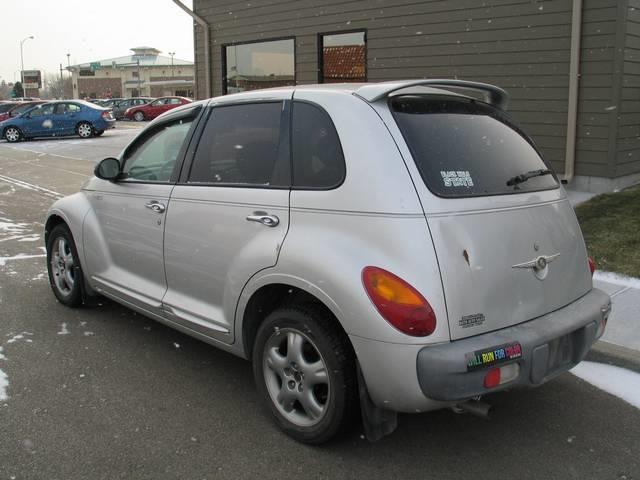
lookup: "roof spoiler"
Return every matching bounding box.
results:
[354,79,509,110]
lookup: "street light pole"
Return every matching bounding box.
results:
[169,52,175,78]
[19,35,34,83]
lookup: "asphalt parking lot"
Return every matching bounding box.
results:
[0,129,639,480]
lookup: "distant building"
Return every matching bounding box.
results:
[190,0,640,193]
[67,47,194,99]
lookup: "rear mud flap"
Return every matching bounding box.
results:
[357,364,397,441]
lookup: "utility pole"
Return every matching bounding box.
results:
[59,63,64,99]
[19,35,35,83]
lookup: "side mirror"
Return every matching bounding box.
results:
[94,157,121,181]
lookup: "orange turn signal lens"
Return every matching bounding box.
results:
[362,266,436,337]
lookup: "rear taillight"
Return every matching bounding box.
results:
[101,110,111,119]
[362,266,436,336]
[588,256,596,276]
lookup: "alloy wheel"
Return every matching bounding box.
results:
[262,328,330,427]
[5,127,20,142]
[50,237,75,296]
[77,123,93,138]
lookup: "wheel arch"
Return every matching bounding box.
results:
[238,278,352,361]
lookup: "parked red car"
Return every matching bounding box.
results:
[0,101,46,123]
[124,96,192,121]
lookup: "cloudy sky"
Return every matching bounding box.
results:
[0,0,194,84]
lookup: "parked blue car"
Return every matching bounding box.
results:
[0,100,115,143]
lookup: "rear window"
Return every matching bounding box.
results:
[390,96,558,197]
[0,104,16,114]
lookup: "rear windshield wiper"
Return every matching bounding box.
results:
[506,168,553,186]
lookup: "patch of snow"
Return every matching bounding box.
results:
[7,334,24,344]
[57,323,69,335]
[0,368,8,401]
[571,361,640,409]
[18,235,40,242]
[593,270,640,289]
[0,347,5,361]
[0,253,47,266]
[83,331,94,337]
[173,342,181,349]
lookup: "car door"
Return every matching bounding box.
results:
[147,98,166,118]
[57,102,81,134]
[83,108,200,314]
[21,103,56,137]
[162,96,291,343]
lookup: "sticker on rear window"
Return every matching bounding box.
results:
[441,170,474,188]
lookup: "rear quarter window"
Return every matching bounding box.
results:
[390,96,558,197]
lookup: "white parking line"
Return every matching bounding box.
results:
[0,174,63,199]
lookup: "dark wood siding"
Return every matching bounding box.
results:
[616,0,640,177]
[193,0,629,179]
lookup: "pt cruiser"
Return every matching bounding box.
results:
[45,80,611,444]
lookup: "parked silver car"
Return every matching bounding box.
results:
[45,80,611,444]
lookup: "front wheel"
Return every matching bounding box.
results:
[77,122,93,138]
[133,111,145,122]
[46,224,83,307]
[4,127,22,143]
[252,305,358,444]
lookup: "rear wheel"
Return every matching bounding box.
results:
[4,127,21,143]
[46,224,83,307]
[133,111,145,122]
[252,305,358,444]
[76,122,93,138]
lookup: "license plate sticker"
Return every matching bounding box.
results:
[466,342,522,371]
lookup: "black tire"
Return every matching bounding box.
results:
[252,305,358,444]
[133,111,145,122]
[46,224,83,307]
[4,126,22,143]
[76,122,93,138]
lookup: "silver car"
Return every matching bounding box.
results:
[45,80,611,444]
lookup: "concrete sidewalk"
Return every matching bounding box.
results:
[594,272,640,352]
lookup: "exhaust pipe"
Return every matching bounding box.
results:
[454,400,493,419]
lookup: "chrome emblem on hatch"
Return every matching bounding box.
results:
[512,253,560,280]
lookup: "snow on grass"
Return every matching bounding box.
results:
[571,361,640,409]
[593,271,640,290]
[57,323,69,335]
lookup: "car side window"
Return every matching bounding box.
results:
[121,118,194,183]
[65,103,81,114]
[151,99,165,106]
[30,104,55,117]
[168,98,182,105]
[291,101,345,189]
[188,102,288,187]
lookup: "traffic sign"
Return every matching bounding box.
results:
[90,62,102,71]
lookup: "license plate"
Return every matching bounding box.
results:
[466,342,522,371]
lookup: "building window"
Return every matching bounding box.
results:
[319,31,366,83]
[224,38,295,94]
[132,71,139,78]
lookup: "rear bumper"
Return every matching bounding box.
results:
[417,288,611,401]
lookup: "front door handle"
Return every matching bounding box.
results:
[145,200,166,213]
[246,211,279,227]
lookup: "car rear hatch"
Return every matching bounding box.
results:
[388,94,592,340]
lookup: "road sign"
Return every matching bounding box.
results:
[21,70,42,89]
[90,62,101,71]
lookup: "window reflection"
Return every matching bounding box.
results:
[225,39,295,94]
[320,31,366,83]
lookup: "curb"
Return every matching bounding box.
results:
[587,340,640,374]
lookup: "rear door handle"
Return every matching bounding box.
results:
[246,211,279,227]
[145,200,166,213]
